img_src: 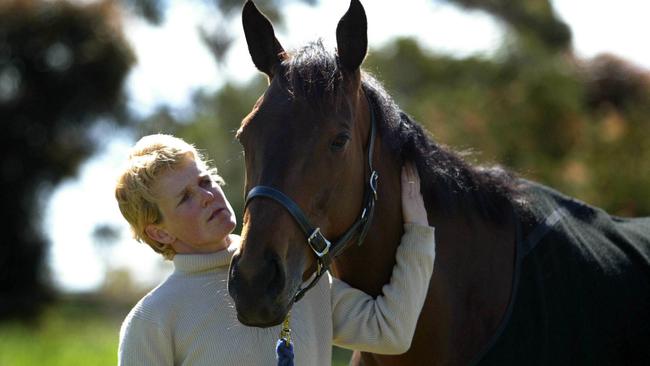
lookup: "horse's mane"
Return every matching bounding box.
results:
[284,41,526,223]
[363,77,526,223]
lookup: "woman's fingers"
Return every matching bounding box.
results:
[401,161,428,226]
[402,162,420,194]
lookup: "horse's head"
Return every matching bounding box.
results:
[228,0,374,327]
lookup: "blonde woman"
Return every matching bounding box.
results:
[116,134,435,365]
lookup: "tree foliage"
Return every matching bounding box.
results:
[0,0,134,321]
[443,0,572,50]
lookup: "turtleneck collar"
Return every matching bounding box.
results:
[172,235,240,273]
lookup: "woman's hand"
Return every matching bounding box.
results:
[401,162,428,226]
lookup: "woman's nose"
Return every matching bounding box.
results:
[201,189,216,207]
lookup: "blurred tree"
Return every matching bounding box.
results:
[442,0,572,50]
[121,0,303,64]
[583,53,650,111]
[0,0,134,321]
[422,0,650,217]
[122,0,288,25]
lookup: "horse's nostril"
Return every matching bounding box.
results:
[264,253,285,297]
[229,250,286,300]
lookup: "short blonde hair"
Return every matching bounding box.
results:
[115,134,224,260]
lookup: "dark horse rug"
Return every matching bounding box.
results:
[474,180,650,365]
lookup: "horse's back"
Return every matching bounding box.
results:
[475,180,650,365]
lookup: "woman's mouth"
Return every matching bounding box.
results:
[208,208,225,221]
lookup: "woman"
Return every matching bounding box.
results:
[116,134,435,365]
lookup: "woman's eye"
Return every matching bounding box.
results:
[331,133,350,152]
[179,192,190,205]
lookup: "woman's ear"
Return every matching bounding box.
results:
[145,224,175,245]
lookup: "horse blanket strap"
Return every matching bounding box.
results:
[245,93,379,304]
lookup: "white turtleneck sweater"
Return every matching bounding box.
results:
[118,223,435,366]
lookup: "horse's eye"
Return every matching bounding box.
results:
[331,132,351,152]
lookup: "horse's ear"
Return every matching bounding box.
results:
[242,1,285,78]
[336,0,368,74]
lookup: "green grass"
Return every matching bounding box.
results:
[333,346,353,365]
[0,298,355,365]
[0,300,124,366]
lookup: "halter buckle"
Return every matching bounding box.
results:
[369,171,379,200]
[308,228,331,258]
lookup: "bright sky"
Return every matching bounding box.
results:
[45,0,650,292]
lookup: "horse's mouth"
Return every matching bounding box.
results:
[237,313,285,328]
[233,295,292,327]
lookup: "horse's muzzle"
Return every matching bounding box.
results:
[227,251,289,327]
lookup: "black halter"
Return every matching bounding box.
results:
[244,95,379,303]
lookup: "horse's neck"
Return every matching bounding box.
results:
[333,158,517,364]
[425,208,516,364]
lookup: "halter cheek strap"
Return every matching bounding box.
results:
[245,93,378,303]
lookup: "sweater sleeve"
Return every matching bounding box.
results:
[330,223,435,354]
[118,308,174,366]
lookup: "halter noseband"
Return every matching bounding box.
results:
[244,94,379,303]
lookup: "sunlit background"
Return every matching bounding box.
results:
[2,0,650,364]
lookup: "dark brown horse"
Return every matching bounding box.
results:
[228,1,650,365]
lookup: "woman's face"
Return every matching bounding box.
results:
[147,156,236,254]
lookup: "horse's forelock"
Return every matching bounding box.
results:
[282,40,343,109]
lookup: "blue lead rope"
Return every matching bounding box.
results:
[276,313,294,366]
[276,338,294,366]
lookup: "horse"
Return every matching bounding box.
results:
[227,1,650,364]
